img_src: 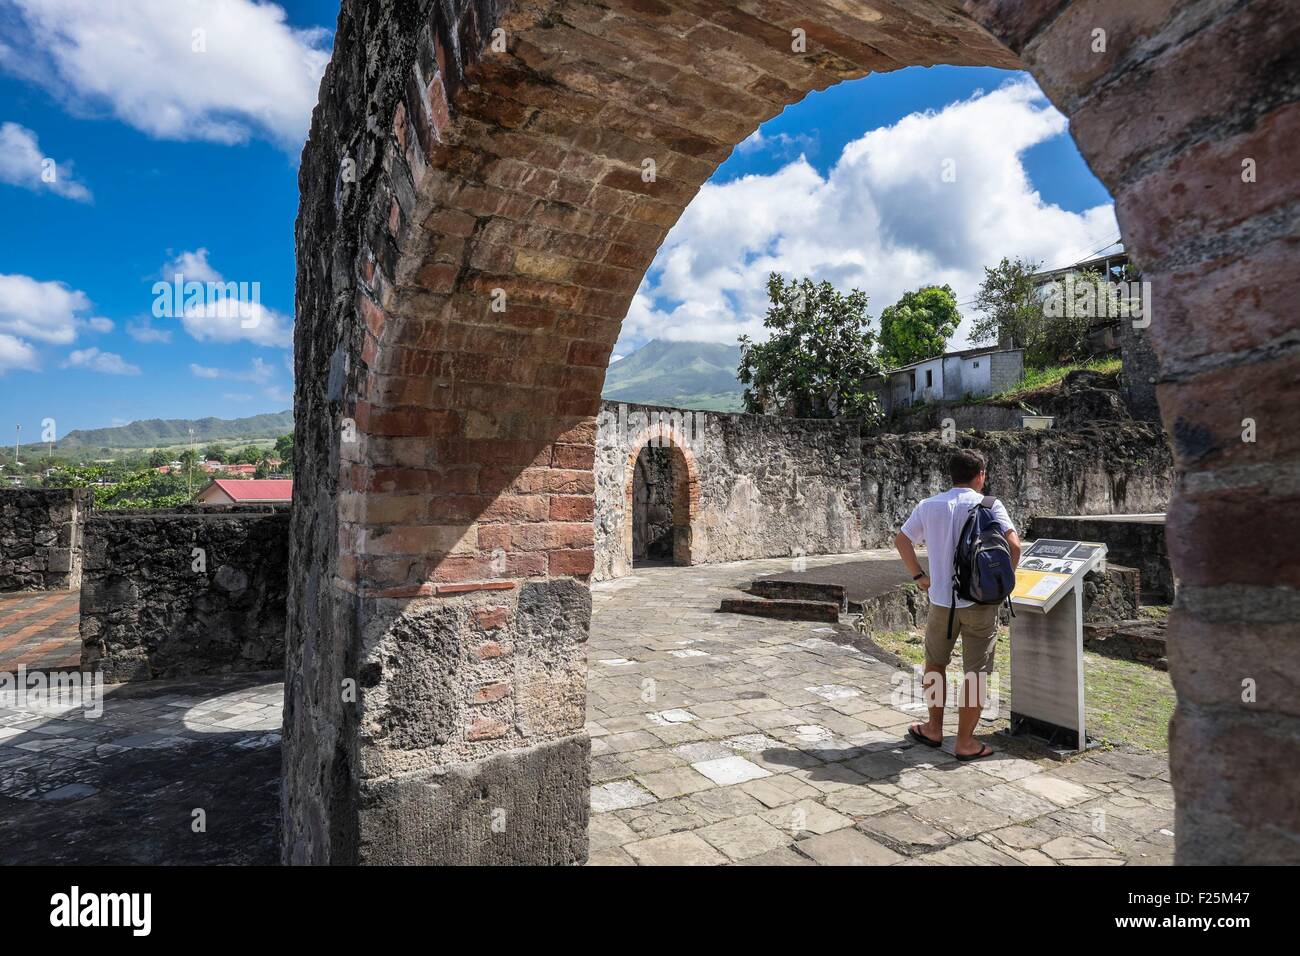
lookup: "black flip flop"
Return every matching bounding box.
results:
[955,743,994,762]
[907,724,942,748]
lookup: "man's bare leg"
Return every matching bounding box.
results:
[954,672,988,756]
[915,662,946,744]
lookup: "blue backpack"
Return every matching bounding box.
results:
[948,496,1016,640]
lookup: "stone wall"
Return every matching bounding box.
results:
[0,488,90,592]
[1118,317,1161,423]
[1031,515,1172,603]
[595,402,862,580]
[988,349,1024,394]
[80,506,289,682]
[859,423,1175,547]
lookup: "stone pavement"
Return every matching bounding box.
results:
[0,554,1174,865]
[586,554,1175,866]
[0,671,281,864]
[0,590,81,672]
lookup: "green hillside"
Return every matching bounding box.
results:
[602,339,745,411]
[44,410,294,452]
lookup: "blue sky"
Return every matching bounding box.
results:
[0,1,1116,438]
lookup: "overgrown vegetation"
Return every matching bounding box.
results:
[985,356,1122,403]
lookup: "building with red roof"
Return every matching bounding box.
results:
[193,478,293,505]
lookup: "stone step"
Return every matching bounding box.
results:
[719,597,840,623]
[749,579,846,608]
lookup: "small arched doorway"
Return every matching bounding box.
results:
[623,426,699,569]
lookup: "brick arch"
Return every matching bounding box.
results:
[286,0,1299,864]
[623,421,702,566]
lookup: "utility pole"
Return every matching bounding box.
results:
[14,423,20,476]
[188,427,194,496]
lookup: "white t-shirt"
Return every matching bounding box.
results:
[900,487,1016,608]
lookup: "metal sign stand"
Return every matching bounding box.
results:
[1003,539,1107,754]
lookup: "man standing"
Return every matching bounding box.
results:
[893,449,1021,761]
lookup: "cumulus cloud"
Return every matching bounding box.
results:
[62,347,140,375]
[0,273,110,346]
[622,79,1118,351]
[0,122,92,200]
[190,363,221,378]
[0,333,38,374]
[156,249,294,347]
[0,0,332,150]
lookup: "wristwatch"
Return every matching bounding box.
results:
[912,571,926,581]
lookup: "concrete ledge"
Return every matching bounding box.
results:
[355,733,591,865]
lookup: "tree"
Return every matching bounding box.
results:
[202,445,226,463]
[968,256,1044,354]
[738,273,883,421]
[878,285,961,368]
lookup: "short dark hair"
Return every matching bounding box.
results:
[949,449,986,485]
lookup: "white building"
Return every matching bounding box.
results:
[867,346,1024,416]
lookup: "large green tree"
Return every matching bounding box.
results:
[970,256,1116,367]
[738,273,882,421]
[878,285,961,367]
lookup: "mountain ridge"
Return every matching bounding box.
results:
[602,339,744,411]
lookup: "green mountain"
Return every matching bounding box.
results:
[49,410,294,451]
[602,339,745,411]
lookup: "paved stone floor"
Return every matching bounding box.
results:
[586,553,1175,866]
[0,590,82,671]
[0,554,1174,864]
[0,671,281,864]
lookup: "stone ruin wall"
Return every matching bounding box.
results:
[80,506,290,682]
[0,488,90,592]
[859,423,1176,547]
[594,402,863,580]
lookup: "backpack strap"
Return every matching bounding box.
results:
[947,585,957,641]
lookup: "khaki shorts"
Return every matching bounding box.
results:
[923,603,1000,676]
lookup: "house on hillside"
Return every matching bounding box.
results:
[865,345,1024,417]
[194,478,293,505]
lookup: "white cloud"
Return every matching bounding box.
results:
[0,0,331,150]
[160,248,222,284]
[0,122,92,200]
[623,78,1118,351]
[190,357,279,383]
[222,392,253,401]
[62,347,140,375]
[0,333,38,374]
[737,128,818,162]
[263,385,291,404]
[127,318,172,343]
[0,273,109,345]
[157,249,294,347]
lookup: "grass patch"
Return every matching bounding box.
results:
[986,357,1122,404]
[1138,605,1171,621]
[867,619,1174,752]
